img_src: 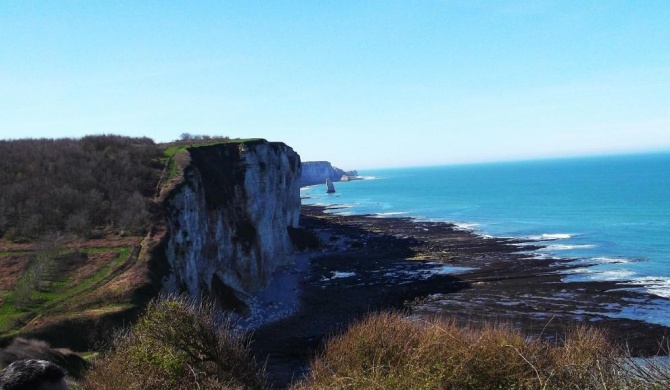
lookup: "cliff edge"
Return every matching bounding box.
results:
[161,139,302,312]
[0,137,303,351]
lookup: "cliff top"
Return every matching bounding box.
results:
[161,137,266,159]
[0,135,297,351]
[0,136,269,349]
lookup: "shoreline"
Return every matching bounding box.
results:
[252,204,670,388]
[305,199,670,325]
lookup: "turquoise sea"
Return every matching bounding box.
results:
[301,152,670,325]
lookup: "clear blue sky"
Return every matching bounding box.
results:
[1,1,669,169]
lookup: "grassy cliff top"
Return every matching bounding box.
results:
[161,137,265,159]
[0,135,287,350]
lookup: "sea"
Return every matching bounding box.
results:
[300,152,670,326]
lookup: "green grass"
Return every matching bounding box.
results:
[161,137,262,158]
[82,247,129,255]
[39,247,131,308]
[0,246,133,336]
[162,144,183,159]
[53,247,131,301]
[0,251,31,257]
[0,294,28,331]
[160,138,263,188]
[164,149,186,183]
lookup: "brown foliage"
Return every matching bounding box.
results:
[293,311,665,390]
[0,135,162,240]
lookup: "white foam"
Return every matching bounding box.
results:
[540,244,595,251]
[428,265,476,275]
[529,233,573,241]
[373,211,409,218]
[453,222,479,231]
[629,277,670,299]
[330,271,356,279]
[563,268,636,282]
[300,185,321,191]
[383,264,476,280]
[590,256,630,264]
[526,253,560,260]
[325,203,355,209]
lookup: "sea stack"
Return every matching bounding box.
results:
[326,178,336,193]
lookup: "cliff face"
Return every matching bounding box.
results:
[300,161,357,187]
[162,140,301,311]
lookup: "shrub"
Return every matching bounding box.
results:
[292,311,662,390]
[82,296,266,390]
[0,135,162,240]
[12,234,64,308]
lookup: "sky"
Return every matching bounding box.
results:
[1,1,669,169]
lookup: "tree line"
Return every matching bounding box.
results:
[0,135,163,241]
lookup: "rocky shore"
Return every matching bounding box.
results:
[251,205,670,388]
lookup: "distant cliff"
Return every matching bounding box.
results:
[161,140,301,312]
[300,161,358,187]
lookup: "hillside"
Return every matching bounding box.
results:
[0,135,270,350]
[0,136,160,346]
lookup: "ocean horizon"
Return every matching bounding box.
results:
[301,151,670,326]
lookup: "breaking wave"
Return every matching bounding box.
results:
[529,233,574,241]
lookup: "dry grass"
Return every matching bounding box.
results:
[65,252,118,284]
[81,296,266,390]
[0,255,31,290]
[293,311,668,390]
[74,307,670,389]
[0,235,141,253]
[82,251,149,304]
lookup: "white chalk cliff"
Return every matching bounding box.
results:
[161,140,301,312]
[300,161,357,187]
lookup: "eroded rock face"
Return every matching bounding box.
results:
[162,140,301,308]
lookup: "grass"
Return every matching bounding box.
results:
[0,251,31,257]
[70,309,670,389]
[158,137,264,197]
[161,137,262,158]
[81,296,266,390]
[292,311,670,390]
[0,297,29,331]
[54,247,131,298]
[0,246,134,336]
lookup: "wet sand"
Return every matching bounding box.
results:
[251,205,670,388]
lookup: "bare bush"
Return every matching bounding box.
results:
[0,135,162,240]
[12,234,64,308]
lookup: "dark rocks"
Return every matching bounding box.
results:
[325,178,335,193]
[251,205,670,389]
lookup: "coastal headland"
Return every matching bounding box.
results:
[252,204,670,388]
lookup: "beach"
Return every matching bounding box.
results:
[251,205,670,388]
